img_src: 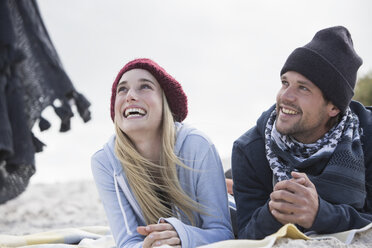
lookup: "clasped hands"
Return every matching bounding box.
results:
[269,171,319,229]
[137,219,181,248]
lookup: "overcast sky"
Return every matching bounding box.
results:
[31,0,372,183]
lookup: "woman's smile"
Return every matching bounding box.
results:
[124,106,147,119]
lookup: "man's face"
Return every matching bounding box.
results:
[275,71,340,144]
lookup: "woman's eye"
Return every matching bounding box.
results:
[117,86,127,93]
[140,84,152,90]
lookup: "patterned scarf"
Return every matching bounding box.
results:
[265,107,362,182]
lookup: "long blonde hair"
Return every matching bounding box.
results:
[114,93,202,225]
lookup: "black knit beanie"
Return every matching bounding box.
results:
[280,26,363,113]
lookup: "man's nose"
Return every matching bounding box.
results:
[280,86,296,102]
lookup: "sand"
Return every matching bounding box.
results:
[1,181,372,247]
[0,181,108,235]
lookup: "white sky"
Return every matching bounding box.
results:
[31,0,372,183]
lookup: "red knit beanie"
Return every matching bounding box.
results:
[110,58,188,122]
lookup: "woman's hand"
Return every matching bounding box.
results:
[137,220,181,247]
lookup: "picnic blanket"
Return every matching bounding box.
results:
[200,222,372,248]
[1,223,372,248]
[0,226,114,248]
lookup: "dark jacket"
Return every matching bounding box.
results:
[232,101,372,239]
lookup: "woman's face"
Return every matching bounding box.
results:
[114,69,163,138]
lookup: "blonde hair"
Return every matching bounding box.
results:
[114,93,202,225]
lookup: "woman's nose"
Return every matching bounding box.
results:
[126,88,138,102]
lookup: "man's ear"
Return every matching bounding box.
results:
[328,104,341,118]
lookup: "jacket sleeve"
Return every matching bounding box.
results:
[163,143,234,247]
[309,143,372,234]
[91,151,144,248]
[232,141,283,239]
[232,139,372,238]
[309,197,372,234]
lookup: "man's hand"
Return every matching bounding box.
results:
[269,171,319,228]
[226,179,234,195]
[137,219,181,248]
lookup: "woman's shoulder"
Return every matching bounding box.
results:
[175,123,214,150]
[91,148,106,164]
[174,122,218,164]
[91,135,114,158]
[91,135,119,173]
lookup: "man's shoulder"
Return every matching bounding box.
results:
[350,101,372,121]
[350,101,372,140]
[233,126,267,169]
[234,104,275,149]
[234,126,263,149]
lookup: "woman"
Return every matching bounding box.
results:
[91,58,233,247]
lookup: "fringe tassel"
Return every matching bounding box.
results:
[73,91,91,122]
[53,99,74,132]
[31,133,45,153]
[38,116,51,131]
[59,119,71,132]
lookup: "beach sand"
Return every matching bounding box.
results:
[0,181,108,235]
[1,181,372,247]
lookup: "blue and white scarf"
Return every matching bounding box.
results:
[265,107,362,182]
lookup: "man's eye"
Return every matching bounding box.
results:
[300,86,309,91]
[281,81,289,86]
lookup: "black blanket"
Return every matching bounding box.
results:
[0,0,91,203]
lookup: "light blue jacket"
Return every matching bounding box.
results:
[91,123,233,248]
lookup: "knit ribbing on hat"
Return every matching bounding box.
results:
[280,26,362,112]
[110,58,188,122]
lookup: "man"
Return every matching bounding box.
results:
[232,26,372,239]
